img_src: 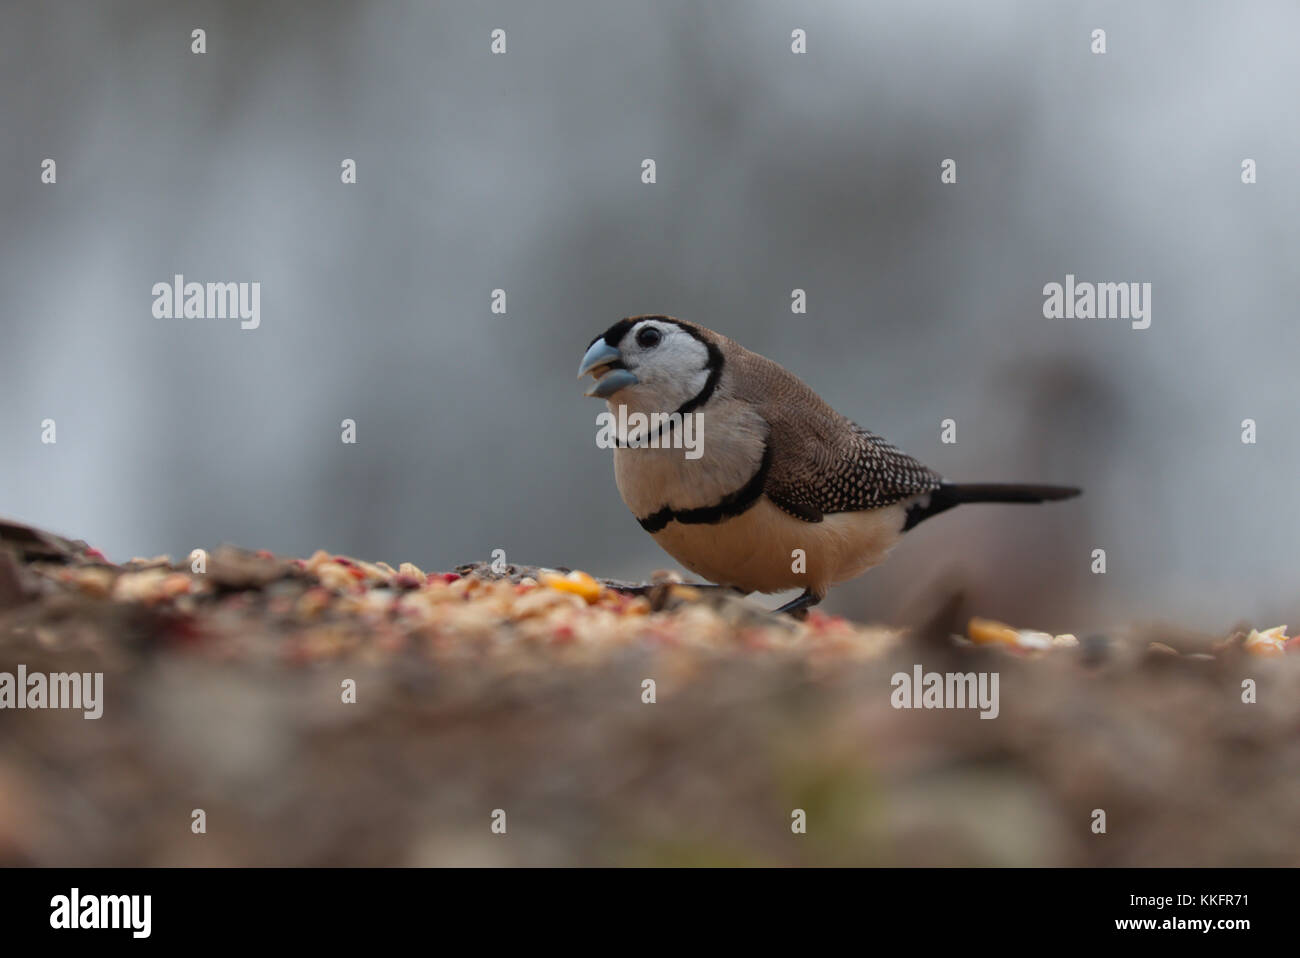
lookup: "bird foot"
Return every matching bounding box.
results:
[772,590,820,619]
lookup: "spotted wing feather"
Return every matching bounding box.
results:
[725,343,942,522]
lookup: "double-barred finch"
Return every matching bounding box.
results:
[578,316,1080,615]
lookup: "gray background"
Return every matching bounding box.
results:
[2,0,1296,629]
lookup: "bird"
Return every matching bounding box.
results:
[577,316,1080,616]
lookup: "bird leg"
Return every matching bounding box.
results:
[773,589,820,619]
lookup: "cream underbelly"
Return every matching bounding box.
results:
[649,496,909,597]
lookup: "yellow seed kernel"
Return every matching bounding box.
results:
[541,570,603,603]
[968,617,1019,646]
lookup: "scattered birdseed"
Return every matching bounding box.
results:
[969,618,1101,654]
[0,520,1293,674]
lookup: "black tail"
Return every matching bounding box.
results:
[902,483,1081,531]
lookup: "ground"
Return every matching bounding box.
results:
[0,519,1296,866]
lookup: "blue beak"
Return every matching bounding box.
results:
[577,340,639,398]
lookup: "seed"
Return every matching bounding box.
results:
[160,573,193,598]
[1016,630,1054,650]
[967,617,1018,645]
[72,567,116,598]
[541,570,603,604]
[1244,626,1288,657]
[305,550,333,572]
[316,563,355,591]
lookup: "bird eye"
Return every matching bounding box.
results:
[635,327,662,349]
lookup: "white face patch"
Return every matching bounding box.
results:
[616,321,712,411]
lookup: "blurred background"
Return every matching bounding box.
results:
[3,0,1298,632]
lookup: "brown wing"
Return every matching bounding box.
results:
[726,342,942,522]
[765,420,943,522]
